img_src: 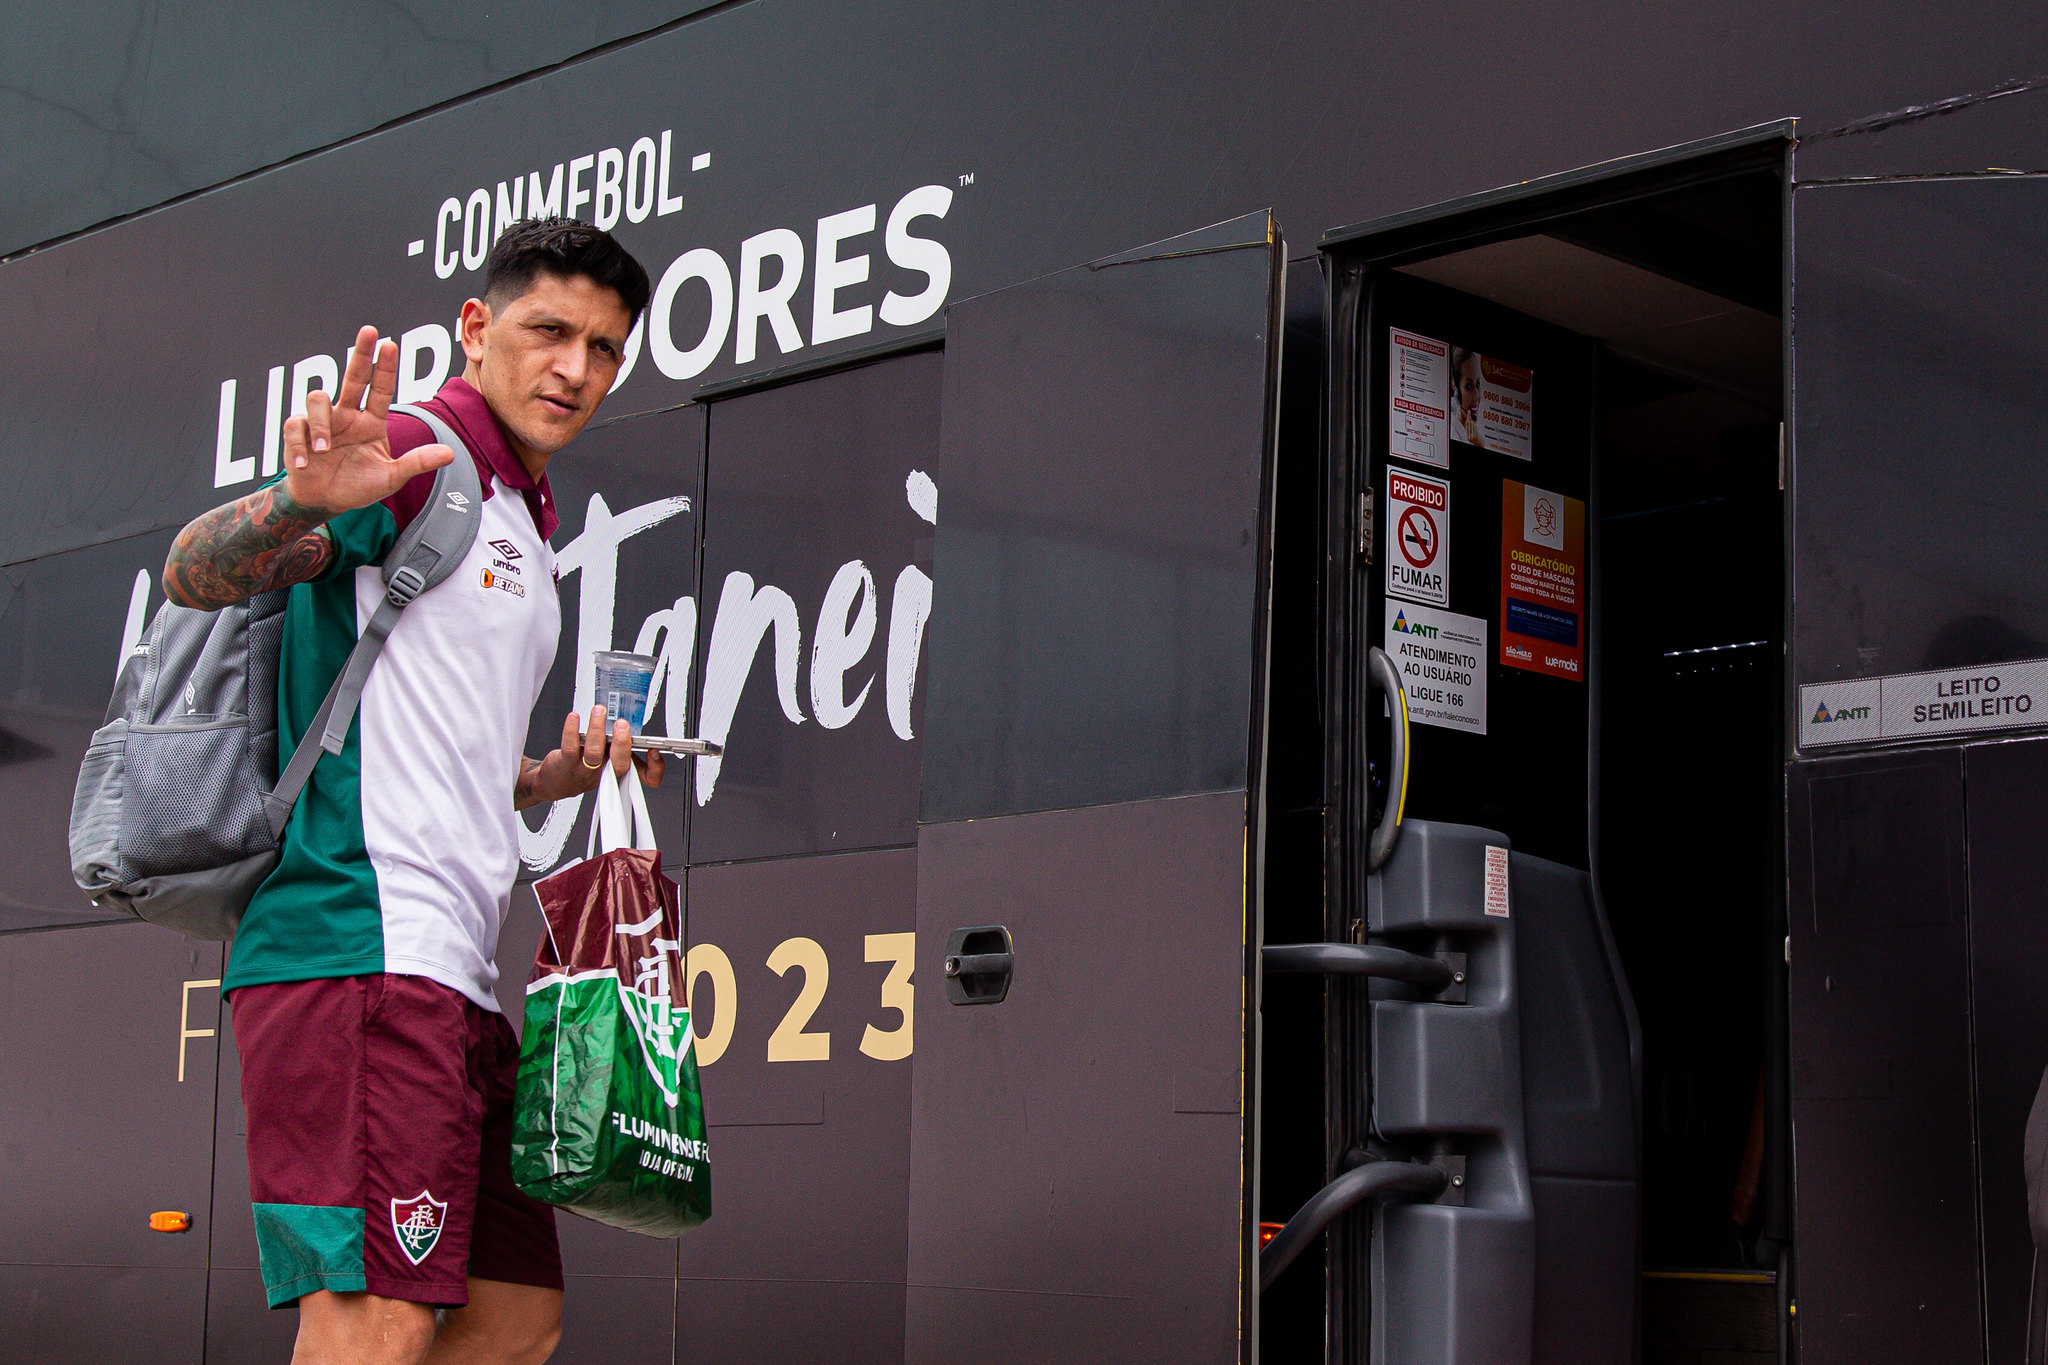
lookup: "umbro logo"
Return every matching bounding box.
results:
[488,538,522,560]
[445,491,471,512]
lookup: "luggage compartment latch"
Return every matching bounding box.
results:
[943,925,1014,1005]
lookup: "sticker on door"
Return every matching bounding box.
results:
[1499,480,1584,681]
[1450,348,1534,460]
[1389,329,1451,469]
[1386,602,1488,735]
[1484,845,1511,917]
[1386,466,1450,607]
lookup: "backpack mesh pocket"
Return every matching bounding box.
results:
[118,718,274,874]
[70,718,130,895]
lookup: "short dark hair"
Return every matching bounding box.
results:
[482,218,651,328]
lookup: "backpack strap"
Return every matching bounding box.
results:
[261,405,486,839]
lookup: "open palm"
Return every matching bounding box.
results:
[282,325,454,514]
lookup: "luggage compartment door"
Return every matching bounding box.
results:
[904,210,1284,1365]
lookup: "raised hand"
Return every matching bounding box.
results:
[162,325,461,610]
[282,325,456,516]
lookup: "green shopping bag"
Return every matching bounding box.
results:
[511,764,710,1234]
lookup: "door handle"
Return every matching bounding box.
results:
[944,925,1014,1005]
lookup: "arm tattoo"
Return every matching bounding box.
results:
[162,483,340,610]
[514,756,545,812]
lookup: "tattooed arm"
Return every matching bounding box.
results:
[161,483,338,609]
[161,324,458,611]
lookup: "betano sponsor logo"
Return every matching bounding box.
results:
[480,567,526,597]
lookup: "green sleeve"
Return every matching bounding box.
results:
[317,503,399,578]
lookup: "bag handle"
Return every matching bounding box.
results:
[588,761,658,857]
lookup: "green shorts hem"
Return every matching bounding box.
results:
[264,1269,368,1309]
[252,1201,367,1308]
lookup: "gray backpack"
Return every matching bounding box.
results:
[69,405,484,940]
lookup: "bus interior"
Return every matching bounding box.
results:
[1259,152,1789,1362]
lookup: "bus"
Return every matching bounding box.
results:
[2,5,2043,1362]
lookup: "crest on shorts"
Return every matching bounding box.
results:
[390,1190,447,1266]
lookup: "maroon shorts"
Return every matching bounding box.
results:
[231,973,563,1308]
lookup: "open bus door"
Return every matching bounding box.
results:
[903,210,1284,1363]
[901,201,1647,1365]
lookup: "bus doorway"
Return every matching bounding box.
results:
[1270,135,1791,1364]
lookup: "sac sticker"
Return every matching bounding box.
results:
[1450,348,1534,460]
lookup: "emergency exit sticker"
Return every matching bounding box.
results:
[1484,846,1511,917]
[1386,466,1450,607]
[1499,481,1585,681]
[1386,602,1488,735]
[1389,329,1451,469]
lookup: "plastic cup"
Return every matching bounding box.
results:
[593,651,659,736]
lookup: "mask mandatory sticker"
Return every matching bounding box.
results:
[1499,480,1584,681]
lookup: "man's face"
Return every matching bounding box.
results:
[459,271,634,465]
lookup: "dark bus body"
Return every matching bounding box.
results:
[3,5,2047,1362]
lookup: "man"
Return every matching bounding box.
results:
[164,218,660,1365]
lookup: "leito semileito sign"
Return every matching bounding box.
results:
[1799,657,2048,748]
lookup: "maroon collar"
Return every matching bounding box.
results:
[428,377,560,541]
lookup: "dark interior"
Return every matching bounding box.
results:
[1257,161,1788,1361]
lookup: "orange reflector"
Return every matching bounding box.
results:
[1258,1221,1284,1249]
[149,1211,191,1234]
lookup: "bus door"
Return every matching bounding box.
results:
[1307,146,1794,1364]
[903,210,1284,1364]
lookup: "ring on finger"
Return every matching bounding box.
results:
[581,756,603,769]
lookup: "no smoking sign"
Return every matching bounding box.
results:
[1386,466,1450,607]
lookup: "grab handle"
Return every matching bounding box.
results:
[1368,645,1409,871]
[1259,1159,1448,1291]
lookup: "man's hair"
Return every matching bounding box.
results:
[481,218,651,328]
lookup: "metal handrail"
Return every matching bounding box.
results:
[1262,942,1453,992]
[1259,1161,1450,1291]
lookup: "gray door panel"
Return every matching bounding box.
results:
[906,792,1251,1362]
[907,208,1282,1363]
